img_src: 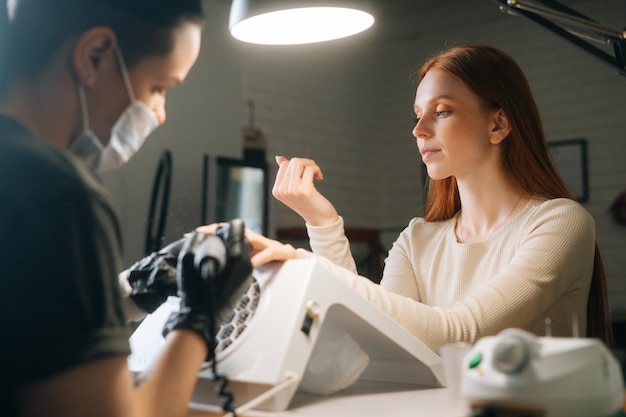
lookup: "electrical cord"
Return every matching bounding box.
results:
[200,258,236,416]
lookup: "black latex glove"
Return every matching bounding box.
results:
[162,219,253,358]
[127,237,185,313]
[211,219,254,326]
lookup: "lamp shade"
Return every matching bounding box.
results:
[229,0,374,45]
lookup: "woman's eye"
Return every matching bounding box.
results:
[414,117,421,124]
[435,110,451,117]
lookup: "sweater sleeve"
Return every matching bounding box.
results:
[378,219,422,301]
[297,200,595,353]
[305,216,358,274]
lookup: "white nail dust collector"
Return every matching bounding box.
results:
[128,258,444,412]
[461,328,624,417]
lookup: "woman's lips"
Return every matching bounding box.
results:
[420,148,440,162]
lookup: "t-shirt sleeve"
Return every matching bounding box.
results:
[1,187,130,383]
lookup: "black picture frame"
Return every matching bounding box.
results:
[215,156,269,235]
[548,139,589,202]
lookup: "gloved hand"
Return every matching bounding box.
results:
[127,237,185,313]
[211,219,254,326]
[162,219,253,358]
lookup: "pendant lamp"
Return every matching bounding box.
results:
[229,0,375,45]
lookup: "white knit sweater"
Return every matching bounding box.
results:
[294,198,595,352]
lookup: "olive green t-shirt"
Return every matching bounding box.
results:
[0,115,131,416]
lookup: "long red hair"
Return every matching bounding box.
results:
[417,44,613,347]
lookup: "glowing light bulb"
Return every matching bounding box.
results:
[230,6,375,45]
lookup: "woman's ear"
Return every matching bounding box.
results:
[72,27,117,87]
[489,109,512,145]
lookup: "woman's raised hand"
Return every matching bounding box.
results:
[272,156,339,226]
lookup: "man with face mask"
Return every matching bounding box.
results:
[0,1,250,416]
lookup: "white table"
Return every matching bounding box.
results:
[189,380,470,417]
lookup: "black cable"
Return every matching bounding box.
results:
[201,154,209,225]
[145,149,173,255]
[201,259,237,416]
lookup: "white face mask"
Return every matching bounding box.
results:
[69,46,159,172]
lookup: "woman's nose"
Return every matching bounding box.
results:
[413,118,429,138]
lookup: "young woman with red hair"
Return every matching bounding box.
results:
[245,44,614,351]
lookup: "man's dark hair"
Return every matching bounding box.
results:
[0,0,205,95]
